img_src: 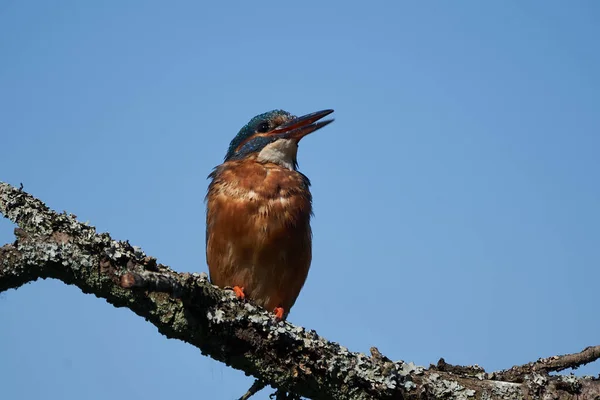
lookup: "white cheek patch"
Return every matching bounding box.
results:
[257,139,298,170]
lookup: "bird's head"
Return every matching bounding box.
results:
[224,109,334,170]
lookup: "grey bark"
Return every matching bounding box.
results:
[1,181,598,400]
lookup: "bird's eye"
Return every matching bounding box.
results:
[256,122,270,133]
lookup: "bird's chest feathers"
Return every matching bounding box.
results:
[207,160,312,236]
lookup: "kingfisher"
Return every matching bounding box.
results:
[205,109,334,320]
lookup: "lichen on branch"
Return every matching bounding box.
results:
[1,181,599,400]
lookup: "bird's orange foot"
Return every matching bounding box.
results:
[233,286,245,300]
[273,307,285,321]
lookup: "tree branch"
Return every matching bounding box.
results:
[491,346,600,383]
[1,181,599,400]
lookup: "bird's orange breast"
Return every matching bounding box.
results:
[205,158,312,318]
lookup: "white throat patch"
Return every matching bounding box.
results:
[257,139,298,170]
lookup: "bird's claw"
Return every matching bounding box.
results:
[233,285,246,300]
[273,307,285,320]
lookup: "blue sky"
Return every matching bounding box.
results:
[1,1,599,398]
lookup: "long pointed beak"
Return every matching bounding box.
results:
[271,109,334,140]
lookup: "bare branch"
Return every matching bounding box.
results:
[493,346,600,383]
[2,180,600,400]
[238,380,267,400]
[540,346,600,372]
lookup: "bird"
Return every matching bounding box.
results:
[205,109,334,320]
